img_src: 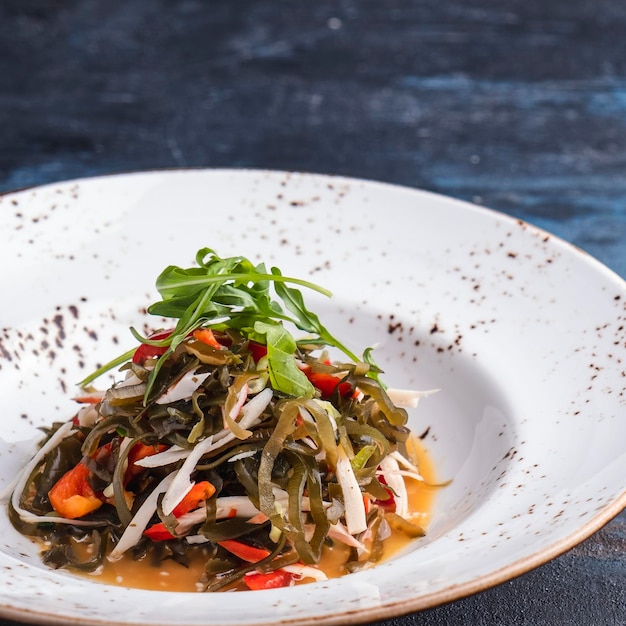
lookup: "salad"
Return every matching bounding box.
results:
[9,248,435,591]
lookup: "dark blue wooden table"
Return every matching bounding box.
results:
[1,1,625,624]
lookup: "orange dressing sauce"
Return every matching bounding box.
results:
[72,438,437,592]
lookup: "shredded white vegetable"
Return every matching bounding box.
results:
[222,381,252,438]
[335,444,367,534]
[172,507,207,531]
[155,371,211,405]
[76,404,99,427]
[389,450,425,482]
[282,563,328,581]
[118,373,144,388]
[228,450,258,463]
[378,455,408,518]
[172,494,262,532]
[172,489,324,536]
[386,387,439,408]
[162,436,215,516]
[108,471,178,560]
[229,382,249,419]
[238,387,273,427]
[327,521,366,550]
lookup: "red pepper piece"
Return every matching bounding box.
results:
[192,328,222,349]
[217,539,271,563]
[244,569,294,590]
[131,329,174,365]
[124,442,169,485]
[143,524,176,542]
[172,481,216,517]
[48,462,103,519]
[302,368,352,399]
[48,437,127,519]
[248,341,268,362]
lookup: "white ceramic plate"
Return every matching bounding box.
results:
[1,169,625,626]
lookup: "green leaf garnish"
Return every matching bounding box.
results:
[79,247,377,400]
[252,321,314,398]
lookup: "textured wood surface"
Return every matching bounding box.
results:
[1,1,625,624]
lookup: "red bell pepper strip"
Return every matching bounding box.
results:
[132,329,174,365]
[243,569,294,590]
[219,540,297,589]
[48,437,125,519]
[143,481,216,541]
[363,495,372,515]
[217,539,271,563]
[49,439,165,519]
[143,522,174,542]
[143,524,177,542]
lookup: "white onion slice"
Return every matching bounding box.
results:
[228,450,258,463]
[173,489,320,533]
[76,404,99,427]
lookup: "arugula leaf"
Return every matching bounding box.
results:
[252,321,315,398]
[79,247,376,399]
[271,267,359,363]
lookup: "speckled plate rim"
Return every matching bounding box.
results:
[1,168,626,626]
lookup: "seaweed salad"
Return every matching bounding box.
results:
[9,248,435,591]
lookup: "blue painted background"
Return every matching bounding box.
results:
[1,1,625,624]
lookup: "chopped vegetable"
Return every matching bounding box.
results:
[192,328,223,350]
[302,367,353,399]
[48,461,102,519]
[218,539,271,563]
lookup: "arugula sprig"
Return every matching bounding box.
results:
[80,247,369,400]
